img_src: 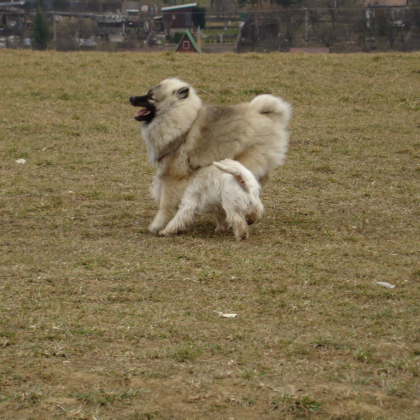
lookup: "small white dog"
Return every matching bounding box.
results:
[159,159,264,240]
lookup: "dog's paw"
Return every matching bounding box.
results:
[234,230,249,241]
[149,223,164,235]
[157,228,171,237]
[246,217,256,225]
[237,234,249,241]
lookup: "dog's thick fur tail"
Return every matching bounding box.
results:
[213,159,264,219]
[249,94,292,126]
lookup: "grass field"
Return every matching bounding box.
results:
[0,50,419,420]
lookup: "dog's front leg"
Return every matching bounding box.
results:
[149,190,178,234]
[149,208,174,234]
[226,212,249,241]
[149,180,186,234]
[159,205,196,236]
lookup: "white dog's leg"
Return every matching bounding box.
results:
[226,212,249,241]
[233,220,249,241]
[215,211,227,233]
[159,206,196,236]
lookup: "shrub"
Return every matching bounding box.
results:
[32,10,50,50]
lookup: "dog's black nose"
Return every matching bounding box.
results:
[129,97,135,105]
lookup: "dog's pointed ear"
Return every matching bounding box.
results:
[176,86,190,100]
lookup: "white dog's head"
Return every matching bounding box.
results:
[130,78,202,163]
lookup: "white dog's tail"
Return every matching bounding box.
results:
[249,94,292,126]
[213,159,264,219]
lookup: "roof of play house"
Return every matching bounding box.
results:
[162,3,197,11]
[174,28,202,53]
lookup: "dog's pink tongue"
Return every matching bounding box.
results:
[136,109,150,117]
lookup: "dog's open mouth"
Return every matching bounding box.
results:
[130,95,156,123]
[135,108,152,121]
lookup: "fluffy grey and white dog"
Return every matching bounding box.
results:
[159,159,264,240]
[130,78,291,235]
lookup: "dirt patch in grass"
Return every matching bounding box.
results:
[0,50,419,419]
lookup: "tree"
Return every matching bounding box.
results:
[406,1,420,49]
[354,8,376,51]
[410,0,420,29]
[377,8,408,49]
[272,0,299,7]
[192,6,206,29]
[32,9,50,50]
[282,10,304,47]
[269,0,305,48]
[215,0,238,14]
[55,17,99,51]
[309,0,339,48]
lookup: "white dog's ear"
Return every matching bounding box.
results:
[176,87,190,99]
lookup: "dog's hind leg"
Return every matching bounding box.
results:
[159,205,196,236]
[214,210,227,233]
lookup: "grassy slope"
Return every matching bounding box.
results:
[0,50,419,420]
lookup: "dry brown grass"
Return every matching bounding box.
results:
[0,50,419,420]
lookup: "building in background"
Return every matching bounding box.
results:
[161,3,196,33]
